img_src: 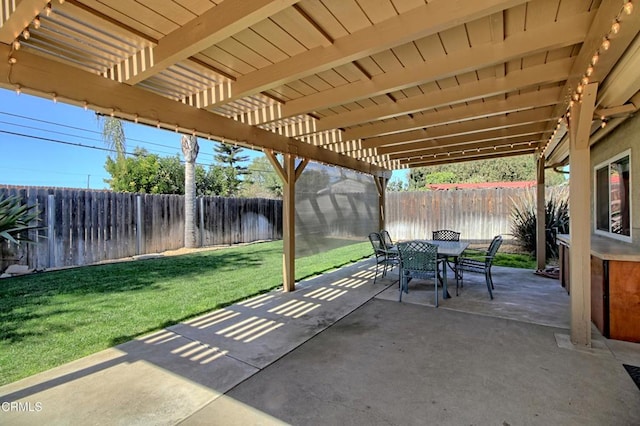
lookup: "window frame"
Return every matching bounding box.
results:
[593,149,632,242]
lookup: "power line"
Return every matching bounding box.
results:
[0,111,218,159]
[0,129,225,168]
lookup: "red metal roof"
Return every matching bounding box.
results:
[427,181,537,190]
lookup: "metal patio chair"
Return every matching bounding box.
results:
[432,229,462,284]
[432,229,461,242]
[380,229,396,251]
[458,235,503,299]
[397,241,442,307]
[368,232,399,284]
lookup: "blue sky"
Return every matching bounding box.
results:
[0,88,405,189]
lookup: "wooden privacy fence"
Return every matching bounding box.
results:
[0,186,282,271]
[386,188,535,242]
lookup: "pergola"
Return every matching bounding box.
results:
[1,0,639,347]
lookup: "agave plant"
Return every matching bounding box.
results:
[510,186,569,260]
[0,194,41,245]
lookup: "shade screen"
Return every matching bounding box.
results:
[295,162,378,257]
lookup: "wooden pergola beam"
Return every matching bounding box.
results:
[0,0,49,44]
[316,58,573,131]
[276,11,593,122]
[342,87,563,141]
[221,0,529,105]
[378,122,548,157]
[0,44,390,179]
[354,106,555,152]
[123,0,298,85]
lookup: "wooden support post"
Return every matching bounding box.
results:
[282,153,296,292]
[568,82,597,347]
[536,154,546,271]
[374,176,388,231]
[266,150,309,292]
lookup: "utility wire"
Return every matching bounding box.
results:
[0,129,269,172]
[0,111,217,159]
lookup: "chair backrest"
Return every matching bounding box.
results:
[397,241,438,273]
[432,229,461,241]
[368,232,386,255]
[380,229,394,248]
[485,235,503,265]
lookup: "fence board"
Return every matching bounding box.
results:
[386,188,535,243]
[1,187,284,271]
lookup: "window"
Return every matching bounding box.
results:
[594,150,631,241]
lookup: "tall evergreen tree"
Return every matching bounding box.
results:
[214,142,249,195]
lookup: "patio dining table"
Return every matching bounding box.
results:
[412,240,469,300]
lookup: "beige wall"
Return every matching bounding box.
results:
[590,113,639,245]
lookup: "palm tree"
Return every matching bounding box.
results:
[181,135,199,248]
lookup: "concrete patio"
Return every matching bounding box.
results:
[1,260,639,425]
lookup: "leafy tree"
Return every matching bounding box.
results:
[424,171,457,185]
[409,155,566,189]
[387,178,407,192]
[104,147,228,195]
[242,155,283,198]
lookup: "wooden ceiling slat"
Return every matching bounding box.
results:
[174,0,217,16]
[296,0,348,40]
[525,0,561,29]
[299,74,333,92]
[270,7,329,50]
[136,0,197,25]
[391,42,425,67]
[199,45,256,75]
[69,0,164,39]
[504,1,527,37]
[357,0,399,24]
[216,37,273,69]
[370,50,405,73]
[522,51,551,68]
[389,0,428,14]
[251,18,307,56]
[414,33,447,60]
[87,0,178,36]
[438,25,471,54]
[233,29,289,64]
[315,69,350,88]
[322,0,373,33]
[465,15,494,45]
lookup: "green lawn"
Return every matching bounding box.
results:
[492,252,537,269]
[0,240,371,386]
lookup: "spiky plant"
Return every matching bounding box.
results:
[0,194,41,245]
[510,186,569,260]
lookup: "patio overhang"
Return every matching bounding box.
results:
[1,0,639,347]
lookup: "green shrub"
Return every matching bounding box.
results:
[0,194,41,245]
[510,186,569,260]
